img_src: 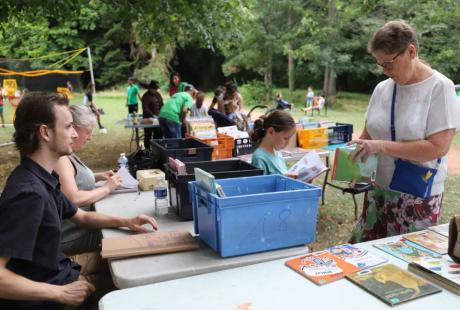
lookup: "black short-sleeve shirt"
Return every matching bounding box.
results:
[0,157,80,309]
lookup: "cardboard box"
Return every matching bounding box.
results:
[136,169,165,191]
[101,230,199,259]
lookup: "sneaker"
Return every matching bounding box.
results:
[99,128,108,134]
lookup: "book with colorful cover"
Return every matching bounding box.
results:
[403,230,449,255]
[285,251,359,285]
[428,223,449,238]
[347,264,441,306]
[327,244,388,270]
[373,238,441,263]
[408,255,460,295]
[331,146,378,183]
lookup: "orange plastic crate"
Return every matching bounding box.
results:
[188,133,234,160]
[297,127,328,149]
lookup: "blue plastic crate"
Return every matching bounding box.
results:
[188,175,322,257]
[328,123,353,145]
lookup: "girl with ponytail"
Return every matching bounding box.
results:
[250,110,297,176]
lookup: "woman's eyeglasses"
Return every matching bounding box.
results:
[376,49,406,69]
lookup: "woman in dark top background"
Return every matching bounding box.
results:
[141,80,163,148]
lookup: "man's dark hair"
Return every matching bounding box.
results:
[14,93,69,156]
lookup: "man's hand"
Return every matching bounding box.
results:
[126,214,159,233]
[53,280,95,306]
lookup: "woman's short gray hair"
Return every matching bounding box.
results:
[368,20,419,54]
[69,104,97,129]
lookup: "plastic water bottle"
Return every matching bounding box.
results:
[154,180,169,216]
[117,153,128,170]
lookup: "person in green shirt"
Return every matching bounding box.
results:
[126,77,141,114]
[159,84,196,138]
[250,110,298,177]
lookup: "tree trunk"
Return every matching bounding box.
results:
[323,66,336,97]
[323,0,337,97]
[287,7,294,95]
[264,44,273,103]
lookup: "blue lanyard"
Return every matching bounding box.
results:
[390,82,441,164]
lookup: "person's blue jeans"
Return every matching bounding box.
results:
[159,117,182,138]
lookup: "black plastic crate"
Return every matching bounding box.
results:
[232,137,256,157]
[328,123,353,145]
[165,160,264,220]
[151,138,213,170]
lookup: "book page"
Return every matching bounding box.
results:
[115,166,139,189]
[287,151,327,182]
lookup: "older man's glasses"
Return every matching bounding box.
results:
[376,49,406,69]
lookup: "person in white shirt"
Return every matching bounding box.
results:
[349,20,460,243]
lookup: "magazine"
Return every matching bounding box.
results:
[403,230,448,255]
[347,264,441,306]
[326,244,387,270]
[373,238,441,263]
[287,151,328,182]
[285,251,359,285]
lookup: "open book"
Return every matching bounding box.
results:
[287,151,327,182]
[331,145,378,183]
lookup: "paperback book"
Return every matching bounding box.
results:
[373,238,441,263]
[408,255,460,295]
[347,264,441,306]
[331,145,378,183]
[327,244,388,270]
[403,230,449,255]
[194,168,225,197]
[285,251,359,285]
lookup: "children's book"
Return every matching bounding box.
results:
[428,223,449,237]
[408,255,460,295]
[331,145,378,183]
[194,168,225,197]
[403,230,449,255]
[347,264,441,306]
[373,238,441,263]
[285,251,359,285]
[287,151,328,182]
[168,157,186,175]
[326,244,387,270]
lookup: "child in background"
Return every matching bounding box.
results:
[0,87,4,128]
[191,91,208,118]
[306,85,314,108]
[250,110,297,177]
[275,92,293,110]
[84,82,107,134]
